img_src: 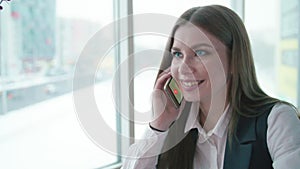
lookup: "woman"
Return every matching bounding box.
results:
[122,5,300,169]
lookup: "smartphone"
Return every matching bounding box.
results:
[164,77,183,109]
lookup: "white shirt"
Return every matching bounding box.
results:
[122,102,300,169]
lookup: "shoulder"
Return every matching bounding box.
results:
[267,102,300,141]
[267,102,300,147]
[268,102,299,124]
[267,103,300,165]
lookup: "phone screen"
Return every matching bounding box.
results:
[164,77,183,108]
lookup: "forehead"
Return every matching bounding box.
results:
[173,25,224,49]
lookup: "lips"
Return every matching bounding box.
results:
[180,79,205,91]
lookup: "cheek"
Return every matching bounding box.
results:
[205,59,227,88]
[217,55,229,80]
[218,50,230,76]
[170,60,179,77]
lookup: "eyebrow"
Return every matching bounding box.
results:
[191,43,213,49]
[171,47,181,51]
[171,43,213,51]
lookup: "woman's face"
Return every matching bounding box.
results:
[171,24,230,103]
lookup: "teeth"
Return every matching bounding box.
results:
[182,81,199,87]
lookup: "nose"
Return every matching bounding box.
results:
[178,56,195,75]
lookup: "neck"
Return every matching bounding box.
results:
[198,89,229,131]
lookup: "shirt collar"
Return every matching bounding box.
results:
[184,102,231,138]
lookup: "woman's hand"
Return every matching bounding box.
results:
[150,69,184,131]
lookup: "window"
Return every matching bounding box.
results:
[245,0,299,106]
[0,0,123,168]
[281,0,299,39]
[282,50,298,67]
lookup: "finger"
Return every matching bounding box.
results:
[163,67,171,73]
[157,67,171,78]
[154,72,171,89]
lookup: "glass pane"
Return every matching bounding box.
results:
[245,0,299,107]
[0,0,118,168]
[132,0,232,139]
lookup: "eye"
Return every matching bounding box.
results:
[195,50,207,56]
[172,51,183,58]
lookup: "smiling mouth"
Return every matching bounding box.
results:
[181,80,205,88]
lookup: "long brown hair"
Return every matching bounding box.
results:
[156,5,281,168]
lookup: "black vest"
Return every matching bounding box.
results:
[223,104,275,169]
